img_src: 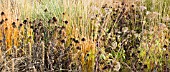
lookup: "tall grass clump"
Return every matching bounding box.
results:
[0,0,170,72]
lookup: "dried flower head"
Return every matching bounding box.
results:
[64,20,68,24]
[61,39,66,43]
[76,46,81,50]
[12,22,16,28]
[5,18,8,21]
[53,17,57,22]
[81,38,86,41]
[44,9,48,12]
[1,12,5,16]
[23,20,27,24]
[19,23,23,27]
[0,19,4,25]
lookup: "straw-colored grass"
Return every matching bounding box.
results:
[0,0,170,72]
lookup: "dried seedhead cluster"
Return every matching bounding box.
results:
[0,0,170,72]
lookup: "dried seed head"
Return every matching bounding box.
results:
[23,20,27,24]
[76,46,81,50]
[61,39,65,43]
[62,12,65,15]
[44,9,48,12]
[19,23,23,27]
[87,53,89,56]
[81,38,86,41]
[1,12,5,16]
[5,18,8,21]
[48,19,52,23]
[165,53,168,57]
[30,26,34,29]
[53,17,57,22]
[0,19,4,25]
[17,19,19,21]
[61,26,65,29]
[12,22,16,28]
[72,38,79,43]
[131,5,134,7]
[164,45,167,48]
[144,65,147,68]
[64,20,68,24]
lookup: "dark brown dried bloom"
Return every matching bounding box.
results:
[44,9,48,12]
[19,23,23,27]
[12,22,16,28]
[61,39,66,43]
[48,19,52,23]
[53,17,57,22]
[23,20,27,24]
[164,45,167,48]
[5,18,8,21]
[0,19,4,25]
[76,46,81,50]
[144,65,147,68]
[1,12,5,16]
[64,20,68,24]
[81,38,86,41]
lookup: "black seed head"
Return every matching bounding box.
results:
[132,53,136,57]
[0,40,2,43]
[131,5,134,7]
[61,26,65,29]
[87,54,89,56]
[19,23,23,27]
[30,26,34,29]
[137,51,140,53]
[23,20,27,24]
[38,22,42,26]
[165,53,168,56]
[81,38,86,41]
[12,22,16,28]
[121,2,125,5]
[144,65,147,68]
[98,30,101,33]
[0,19,4,25]
[48,19,52,23]
[1,12,5,16]
[164,45,167,48]
[64,20,68,24]
[98,51,101,54]
[139,62,142,66]
[44,9,48,12]
[76,46,81,50]
[61,39,65,43]
[17,19,19,21]
[53,17,57,22]
[102,65,108,70]
[5,18,8,21]
[69,44,72,47]
[109,57,112,59]
[74,40,79,43]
